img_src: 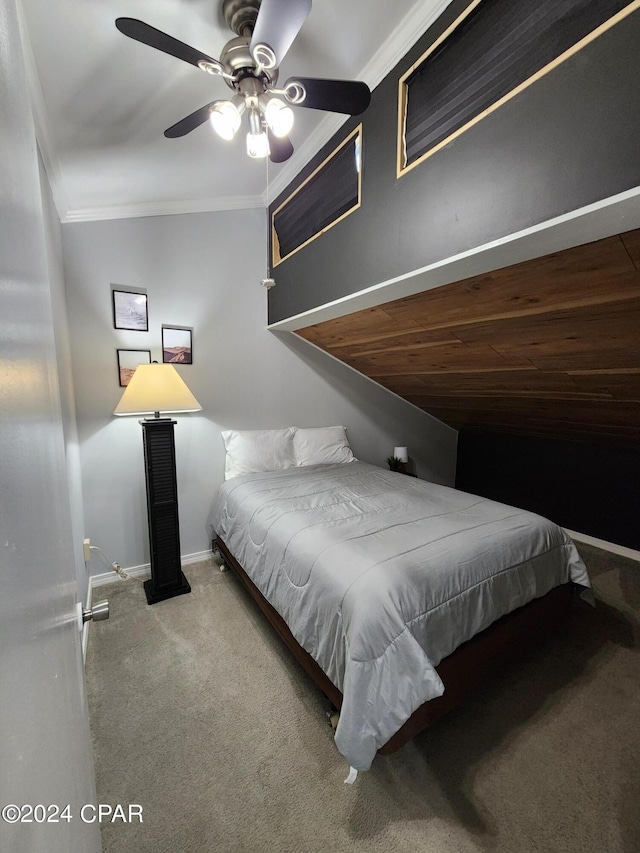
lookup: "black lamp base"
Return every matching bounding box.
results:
[141,417,191,606]
[144,572,191,605]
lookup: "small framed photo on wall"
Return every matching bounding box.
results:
[117,349,151,387]
[162,326,192,365]
[112,288,148,331]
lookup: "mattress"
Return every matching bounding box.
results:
[211,461,590,770]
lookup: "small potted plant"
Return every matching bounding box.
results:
[386,455,406,474]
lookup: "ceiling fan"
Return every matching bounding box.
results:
[116,0,372,163]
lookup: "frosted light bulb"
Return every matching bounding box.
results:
[209,101,241,140]
[264,98,294,138]
[246,131,270,159]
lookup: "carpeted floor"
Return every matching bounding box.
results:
[85,542,640,853]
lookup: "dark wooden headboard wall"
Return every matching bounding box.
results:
[297,229,640,444]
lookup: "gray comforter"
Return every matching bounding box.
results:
[211,461,590,770]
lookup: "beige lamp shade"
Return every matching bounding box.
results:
[113,362,202,417]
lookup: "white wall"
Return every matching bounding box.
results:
[62,209,457,573]
[0,1,99,848]
[39,154,88,606]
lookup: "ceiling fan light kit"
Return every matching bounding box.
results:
[115,0,371,163]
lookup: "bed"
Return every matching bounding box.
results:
[211,429,591,773]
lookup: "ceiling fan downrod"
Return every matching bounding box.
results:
[222,0,262,38]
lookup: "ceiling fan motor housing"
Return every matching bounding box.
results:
[220,35,255,72]
[219,36,278,88]
[222,0,262,37]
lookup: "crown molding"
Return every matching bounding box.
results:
[361,0,452,91]
[60,194,265,224]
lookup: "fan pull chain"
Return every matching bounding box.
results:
[261,158,275,290]
[266,156,269,279]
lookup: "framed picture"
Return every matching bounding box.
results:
[117,349,151,387]
[112,289,148,331]
[162,326,192,365]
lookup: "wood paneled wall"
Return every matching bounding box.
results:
[297,229,640,443]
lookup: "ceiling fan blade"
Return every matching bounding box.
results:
[285,77,371,116]
[116,18,223,73]
[250,0,311,67]
[268,131,294,163]
[164,103,218,138]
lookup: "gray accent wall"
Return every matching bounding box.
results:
[268,2,640,323]
[62,210,457,574]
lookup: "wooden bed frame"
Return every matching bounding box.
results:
[213,535,575,755]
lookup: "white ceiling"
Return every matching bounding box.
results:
[18,0,450,222]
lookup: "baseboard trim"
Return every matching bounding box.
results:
[564,528,640,563]
[86,535,639,603]
[88,550,214,592]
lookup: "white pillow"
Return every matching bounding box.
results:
[294,426,356,467]
[222,428,297,480]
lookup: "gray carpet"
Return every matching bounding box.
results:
[86,543,640,852]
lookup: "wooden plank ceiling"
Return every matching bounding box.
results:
[297,229,640,443]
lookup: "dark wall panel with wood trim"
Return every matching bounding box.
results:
[455,431,640,551]
[400,0,633,172]
[268,1,640,549]
[268,2,640,324]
